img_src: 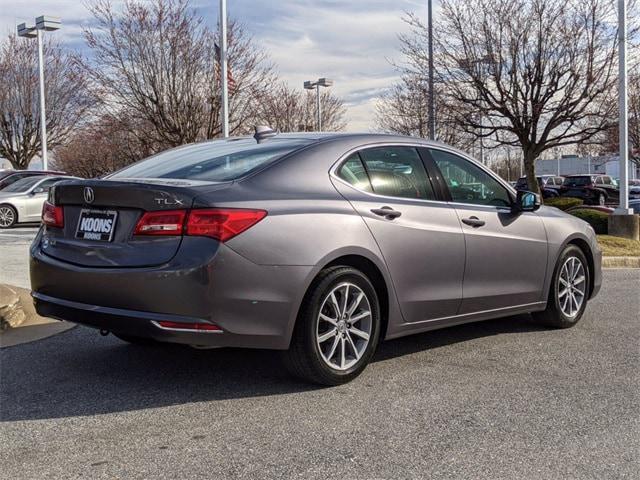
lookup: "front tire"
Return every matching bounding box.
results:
[0,204,17,229]
[533,245,590,328]
[283,266,381,385]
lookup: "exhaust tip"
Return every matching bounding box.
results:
[99,329,110,336]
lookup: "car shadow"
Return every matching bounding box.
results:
[0,313,544,421]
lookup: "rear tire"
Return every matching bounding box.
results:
[0,204,17,229]
[112,333,158,345]
[533,245,590,328]
[283,266,381,385]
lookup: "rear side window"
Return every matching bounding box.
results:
[337,153,373,192]
[358,147,435,200]
[109,139,313,182]
[564,176,593,186]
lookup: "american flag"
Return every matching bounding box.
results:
[214,42,237,93]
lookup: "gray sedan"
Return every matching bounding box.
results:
[0,175,76,228]
[30,132,602,385]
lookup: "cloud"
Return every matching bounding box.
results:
[0,0,424,131]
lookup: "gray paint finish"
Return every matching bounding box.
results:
[30,133,602,350]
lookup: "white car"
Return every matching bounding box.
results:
[0,175,77,228]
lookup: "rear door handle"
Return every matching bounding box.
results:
[371,206,402,220]
[461,216,485,227]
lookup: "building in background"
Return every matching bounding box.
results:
[536,155,639,179]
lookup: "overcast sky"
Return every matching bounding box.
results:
[1,0,432,131]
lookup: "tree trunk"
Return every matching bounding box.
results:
[523,150,541,195]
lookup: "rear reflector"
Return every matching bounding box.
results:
[42,201,64,228]
[134,208,266,242]
[134,210,187,235]
[186,208,267,242]
[156,321,222,332]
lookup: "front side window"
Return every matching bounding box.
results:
[429,149,512,207]
[35,177,66,192]
[358,147,435,200]
[1,175,45,193]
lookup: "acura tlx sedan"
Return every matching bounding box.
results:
[30,131,602,385]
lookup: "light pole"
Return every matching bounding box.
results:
[304,78,333,132]
[17,16,61,171]
[427,0,436,140]
[615,0,631,215]
[219,0,229,138]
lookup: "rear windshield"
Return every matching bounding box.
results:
[563,176,593,186]
[109,138,313,182]
[1,175,45,192]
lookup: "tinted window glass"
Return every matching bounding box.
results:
[358,147,435,200]
[337,153,372,192]
[1,175,45,192]
[515,177,528,189]
[602,177,612,185]
[109,139,313,182]
[429,149,511,207]
[563,176,593,187]
[36,177,66,191]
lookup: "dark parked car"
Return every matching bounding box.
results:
[30,131,602,385]
[515,175,564,198]
[628,179,640,199]
[629,199,640,214]
[0,169,66,191]
[560,175,619,205]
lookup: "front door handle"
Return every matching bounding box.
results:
[371,206,402,220]
[461,216,485,227]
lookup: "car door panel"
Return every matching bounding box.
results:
[427,147,549,314]
[453,205,548,313]
[332,147,465,323]
[334,188,465,322]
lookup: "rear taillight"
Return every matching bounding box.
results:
[134,208,266,242]
[134,210,187,235]
[42,201,64,228]
[186,208,267,242]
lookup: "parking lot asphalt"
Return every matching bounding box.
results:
[0,226,38,289]
[1,269,638,479]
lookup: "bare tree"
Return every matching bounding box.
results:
[258,82,347,132]
[431,0,620,194]
[52,115,153,178]
[0,34,90,169]
[375,73,475,150]
[83,0,276,152]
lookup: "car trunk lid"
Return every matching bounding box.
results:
[41,179,231,268]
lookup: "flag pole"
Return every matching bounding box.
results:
[220,0,229,138]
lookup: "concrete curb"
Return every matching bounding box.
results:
[0,284,75,348]
[602,256,640,268]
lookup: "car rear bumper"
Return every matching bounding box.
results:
[30,233,314,349]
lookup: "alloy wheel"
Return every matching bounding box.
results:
[316,282,372,371]
[557,256,586,318]
[0,206,15,228]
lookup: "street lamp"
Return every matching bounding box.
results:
[17,16,61,171]
[304,78,333,132]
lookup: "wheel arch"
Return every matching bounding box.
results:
[565,237,596,298]
[323,255,390,343]
[289,250,395,348]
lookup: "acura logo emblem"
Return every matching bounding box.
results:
[84,187,95,204]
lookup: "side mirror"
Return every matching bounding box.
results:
[514,190,541,212]
[33,187,46,194]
